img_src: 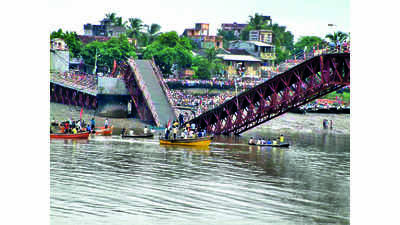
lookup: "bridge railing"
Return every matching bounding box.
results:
[128,59,161,127]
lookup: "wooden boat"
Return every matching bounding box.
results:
[159,136,213,147]
[248,142,290,147]
[50,132,90,139]
[121,133,154,138]
[94,126,113,136]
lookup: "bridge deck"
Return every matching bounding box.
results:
[135,60,176,126]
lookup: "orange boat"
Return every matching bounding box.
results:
[50,132,90,139]
[94,126,113,136]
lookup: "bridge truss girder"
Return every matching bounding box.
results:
[50,83,97,109]
[187,53,350,135]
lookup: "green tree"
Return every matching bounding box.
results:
[192,56,211,80]
[217,29,238,49]
[81,35,136,74]
[143,31,193,75]
[50,29,83,58]
[248,13,270,30]
[294,36,325,52]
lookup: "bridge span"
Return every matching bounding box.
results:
[186,53,350,135]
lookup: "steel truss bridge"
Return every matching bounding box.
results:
[186,53,350,135]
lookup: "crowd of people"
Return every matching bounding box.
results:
[50,117,109,134]
[162,119,207,140]
[170,89,235,121]
[51,71,97,92]
[164,78,267,90]
[248,134,285,145]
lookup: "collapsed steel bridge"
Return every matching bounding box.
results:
[187,53,350,135]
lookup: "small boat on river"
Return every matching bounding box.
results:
[159,136,213,147]
[94,126,113,136]
[248,142,290,147]
[50,132,90,139]
[121,133,154,138]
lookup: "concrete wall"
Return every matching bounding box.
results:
[50,50,69,73]
[96,77,132,118]
[97,77,129,95]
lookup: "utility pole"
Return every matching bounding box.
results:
[93,47,98,74]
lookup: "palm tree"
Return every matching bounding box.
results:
[105,13,117,23]
[126,18,144,39]
[325,31,348,44]
[146,23,161,44]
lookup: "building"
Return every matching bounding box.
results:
[249,30,273,44]
[50,38,69,73]
[182,23,223,49]
[216,54,262,78]
[229,40,276,66]
[83,19,126,37]
[221,22,248,37]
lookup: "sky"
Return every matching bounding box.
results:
[49,0,350,41]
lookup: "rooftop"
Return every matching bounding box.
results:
[216,54,262,62]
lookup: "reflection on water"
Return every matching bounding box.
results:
[51,122,349,225]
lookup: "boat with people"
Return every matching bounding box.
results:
[159,136,213,147]
[248,142,290,147]
[50,131,90,139]
[121,133,154,138]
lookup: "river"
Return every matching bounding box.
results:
[50,112,349,225]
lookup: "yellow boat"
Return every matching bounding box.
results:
[159,136,213,147]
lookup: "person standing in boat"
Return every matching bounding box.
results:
[91,118,96,133]
[267,138,272,145]
[273,138,278,145]
[105,118,109,129]
[179,113,184,127]
[248,137,254,144]
[280,134,285,143]
[144,126,149,134]
[173,126,178,139]
[329,120,333,129]
[164,127,170,139]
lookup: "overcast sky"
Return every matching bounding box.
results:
[48,0,350,41]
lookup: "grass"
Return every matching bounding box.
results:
[321,91,350,103]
